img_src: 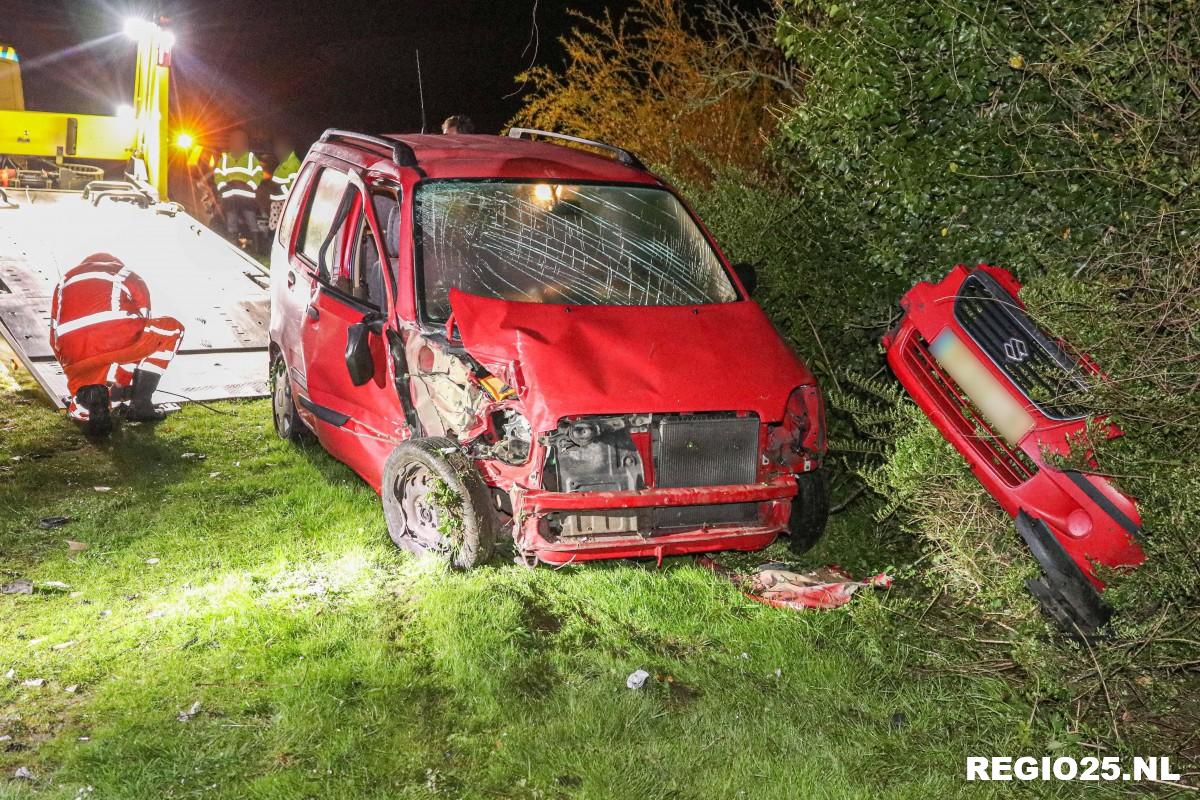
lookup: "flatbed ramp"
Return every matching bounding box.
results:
[0,189,271,408]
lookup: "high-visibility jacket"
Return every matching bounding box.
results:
[214,151,263,200]
[270,151,301,201]
[50,254,185,409]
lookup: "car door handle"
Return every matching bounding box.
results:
[306,305,319,321]
[287,270,296,288]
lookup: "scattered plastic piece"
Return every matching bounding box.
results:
[697,557,892,611]
[21,678,44,687]
[1,579,32,594]
[51,640,76,651]
[177,701,202,722]
[38,516,71,529]
[626,669,651,690]
[13,766,33,780]
[67,541,89,556]
[145,558,160,565]
[93,486,111,493]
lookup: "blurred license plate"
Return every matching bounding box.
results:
[930,329,1034,445]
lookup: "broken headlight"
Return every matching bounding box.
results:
[767,385,826,470]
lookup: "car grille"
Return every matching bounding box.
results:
[652,414,759,488]
[899,332,1039,487]
[953,272,1088,420]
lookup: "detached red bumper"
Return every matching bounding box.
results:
[513,475,796,564]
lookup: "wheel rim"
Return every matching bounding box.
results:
[392,463,449,553]
[272,365,291,437]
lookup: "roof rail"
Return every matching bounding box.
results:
[319,129,418,168]
[507,128,646,171]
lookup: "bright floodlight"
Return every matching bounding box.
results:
[175,132,195,150]
[124,17,152,40]
[159,30,176,50]
[116,104,135,119]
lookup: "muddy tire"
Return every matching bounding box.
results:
[785,470,830,555]
[270,355,310,443]
[382,437,497,569]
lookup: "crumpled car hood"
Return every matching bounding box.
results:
[449,288,816,434]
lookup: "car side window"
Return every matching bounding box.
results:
[297,168,351,269]
[276,162,314,249]
[369,188,401,302]
[351,214,386,310]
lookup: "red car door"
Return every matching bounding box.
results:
[298,170,409,489]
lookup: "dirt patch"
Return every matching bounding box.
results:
[525,602,563,636]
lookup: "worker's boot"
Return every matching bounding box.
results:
[126,369,167,422]
[75,384,113,437]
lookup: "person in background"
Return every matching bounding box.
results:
[269,135,301,232]
[441,115,475,135]
[212,128,264,252]
[49,253,184,436]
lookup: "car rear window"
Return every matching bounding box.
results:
[414,181,737,322]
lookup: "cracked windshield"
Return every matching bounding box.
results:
[415,181,738,320]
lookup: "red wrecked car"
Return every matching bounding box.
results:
[883,264,1145,634]
[268,128,828,567]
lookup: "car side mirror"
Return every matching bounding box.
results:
[345,312,386,387]
[732,262,758,297]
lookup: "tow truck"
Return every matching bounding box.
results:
[0,18,269,409]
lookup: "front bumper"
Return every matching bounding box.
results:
[512,475,796,564]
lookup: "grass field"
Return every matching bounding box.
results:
[0,366,1158,798]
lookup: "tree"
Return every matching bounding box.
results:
[512,0,798,184]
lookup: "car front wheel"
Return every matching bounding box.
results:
[382,437,497,569]
[786,470,830,555]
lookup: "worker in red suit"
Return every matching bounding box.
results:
[49,253,185,435]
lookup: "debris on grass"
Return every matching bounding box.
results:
[626,669,651,690]
[41,581,71,592]
[13,766,33,780]
[51,640,76,651]
[67,540,89,556]
[145,558,160,565]
[697,557,892,611]
[177,701,202,722]
[21,678,43,687]
[93,486,111,493]
[37,516,70,529]
[181,452,206,460]
[64,685,78,694]
[1,579,32,595]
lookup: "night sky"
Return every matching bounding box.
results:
[5,0,763,151]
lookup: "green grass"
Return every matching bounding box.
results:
[0,371,1134,798]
